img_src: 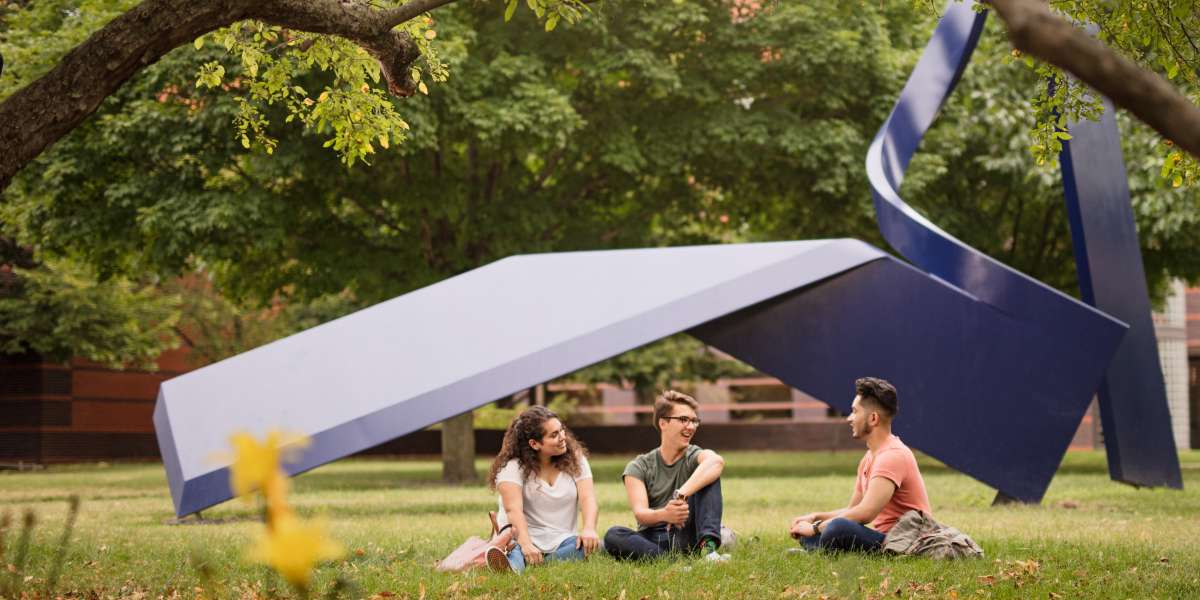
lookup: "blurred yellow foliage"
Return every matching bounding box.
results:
[247,513,345,589]
[228,430,341,593]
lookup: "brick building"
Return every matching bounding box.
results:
[4,287,1200,464]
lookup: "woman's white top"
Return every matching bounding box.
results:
[495,455,593,552]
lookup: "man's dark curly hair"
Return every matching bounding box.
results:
[487,405,588,490]
[855,377,898,418]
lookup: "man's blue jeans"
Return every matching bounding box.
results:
[603,479,724,560]
[799,517,885,552]
[506,535,585,573]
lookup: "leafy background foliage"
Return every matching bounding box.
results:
[1,0,1198,371]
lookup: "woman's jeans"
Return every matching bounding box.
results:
[799,517,886,552]
[506,535,585,573]
[603,479,724,560]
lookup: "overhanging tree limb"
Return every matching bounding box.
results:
[987,0,1200,159]
[0,0,459,191]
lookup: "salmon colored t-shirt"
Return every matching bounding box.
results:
[854,434,931,533]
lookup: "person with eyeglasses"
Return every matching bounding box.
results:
[604,390,731,562]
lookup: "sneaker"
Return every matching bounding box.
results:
[485,545,513,573]
[703,550,731,563]
[720,526,737,551]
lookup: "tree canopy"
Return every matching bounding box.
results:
[2,0,1200,192]
[1,0,1198,371]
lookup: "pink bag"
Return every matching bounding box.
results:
[435,511,515,572]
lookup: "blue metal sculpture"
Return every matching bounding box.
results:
[864,2,1180,492]
[154,0,1179,516]
[1060,99,1183,490]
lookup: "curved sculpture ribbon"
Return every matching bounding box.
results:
[864,1,1181,492]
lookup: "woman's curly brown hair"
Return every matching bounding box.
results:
[487,406,588,491]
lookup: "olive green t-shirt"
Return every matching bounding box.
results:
[622,445,703,529]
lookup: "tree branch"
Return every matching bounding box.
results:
[986,0,1200,159]
[0,0,461,192]
[381,0,463,28]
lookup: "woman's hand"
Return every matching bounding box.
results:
[521,541,544,566]
[577,529,601,556]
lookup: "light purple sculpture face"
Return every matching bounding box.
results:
[155,240,887,515]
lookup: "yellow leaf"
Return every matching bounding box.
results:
[361,84,370,93]
[398,120,410,130]
[318,91,330,103]
[424,29,437,40]
[418,82,429,95]
[379,135,390,149]
[193,37,204,50]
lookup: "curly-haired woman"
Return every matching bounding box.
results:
[485,406,600,573]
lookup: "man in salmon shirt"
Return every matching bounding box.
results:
[787,377,931,552]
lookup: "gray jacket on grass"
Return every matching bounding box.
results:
[881,510,983,559]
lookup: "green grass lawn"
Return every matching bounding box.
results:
[1,450,1198,599]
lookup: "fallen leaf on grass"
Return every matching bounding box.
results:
[779,585,809,598]
[418,581,426,600]
[977,575,995,586]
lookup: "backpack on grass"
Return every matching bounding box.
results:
[435,511,516,572]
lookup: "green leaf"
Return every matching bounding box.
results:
[505,0,519,22]
[546,13,559,31]
[240,135,250,149]
[193,37,204,50]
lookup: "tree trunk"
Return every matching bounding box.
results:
[441,410,478,484]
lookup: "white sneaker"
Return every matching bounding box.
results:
[703,550,731,563]
[485,545,513,573]
[720,526,737,551]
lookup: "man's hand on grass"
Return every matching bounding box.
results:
[789,519,816,539]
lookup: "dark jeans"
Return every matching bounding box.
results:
[604,479,723,560]
[799,517,885,553]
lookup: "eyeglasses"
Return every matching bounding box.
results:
[662,416,701,426]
